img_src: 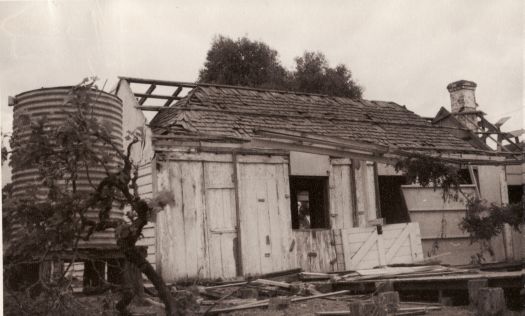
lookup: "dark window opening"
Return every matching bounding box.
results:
[508,185,523,204]
[378,176,410,224]
[457,168,478,185]
[290,176,329,229]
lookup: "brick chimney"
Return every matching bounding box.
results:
[447,80,479,131]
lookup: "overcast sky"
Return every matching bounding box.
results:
[1,0,523,138]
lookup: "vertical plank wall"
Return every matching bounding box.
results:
[155,153,295,281]
[238,158,297,276]
[328,159,377,229]
[156,160,209,281]
[294,159,378,272]
[203,162,238,279]
[329,159,354,229]
[154,154,383,279]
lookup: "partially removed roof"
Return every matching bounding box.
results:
[120,77,487,154]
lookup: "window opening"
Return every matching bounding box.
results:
[290,176,329,229]
[378,176,410,224]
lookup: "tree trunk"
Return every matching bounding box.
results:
[121,246,174,315]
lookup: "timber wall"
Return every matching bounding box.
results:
[153,152,380,281]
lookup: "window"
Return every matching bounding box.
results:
[289,176,329,229]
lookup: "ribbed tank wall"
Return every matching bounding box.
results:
[11,87,123,247]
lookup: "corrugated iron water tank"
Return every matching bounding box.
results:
[11,86,124,247]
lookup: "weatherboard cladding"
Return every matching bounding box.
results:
[150,85,477,151]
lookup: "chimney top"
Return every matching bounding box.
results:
[447,80,477,92]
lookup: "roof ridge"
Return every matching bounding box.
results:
[196,82,341,98]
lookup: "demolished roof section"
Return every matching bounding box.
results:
[149,84,479,153]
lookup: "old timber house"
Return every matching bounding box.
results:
[102,78,521,281]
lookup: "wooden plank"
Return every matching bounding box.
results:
[155,161,210,281]
[204,161,237,278]
[332,164,353,229]
[208,290,350,314]
[163,86,183,107]
[377,234,386,266]
[385,224,411,263]
[239,164,262,275]
[138,84,156,105]
[237,155,288,164]
[181,162,207,278]
[353,160,368,227]
[373,163,382,219]
[350,230,378,268]
[122,76,197,88]
[266,166,284,273]
[366,162,378,222]
[408,223,420,261]
[468,165,481,198]
[276,163,296,271]
[349,160,359,227]
[135,106,165,111]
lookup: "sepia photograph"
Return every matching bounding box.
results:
[0,0,523,315]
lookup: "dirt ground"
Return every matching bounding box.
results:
[117,296,522,316]
[5,292,524,315]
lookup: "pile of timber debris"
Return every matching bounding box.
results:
[165,266,463,315]
[144,264,522,315]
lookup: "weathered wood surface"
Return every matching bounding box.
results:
[341,223,424,270]
[353,161,378,227]
[293,230,339,272]
[156,161,209,281]
[204,162,238,279]
[238,162,296,276]
[329,164,354,229]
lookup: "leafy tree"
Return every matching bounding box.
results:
[3,79,177,315]
[198,35,289,90]
[198,36,363,98]
[293,52,363,98]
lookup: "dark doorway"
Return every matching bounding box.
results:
[290,176,329,229]
[378,176,410,224]
[508,185,523,204]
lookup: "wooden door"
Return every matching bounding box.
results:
[204,162,238,279]
[341,223,423,270]
[238,162,296,276]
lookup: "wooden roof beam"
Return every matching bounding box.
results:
[135,106,165,111]
[164,86,184,107]
[133,93,183,100]
[138,84,156,105]
[255,129,391,154]
[121,76,197,88]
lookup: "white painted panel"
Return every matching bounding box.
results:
[290,152,330,176]
[239,162,295,276]
[341,223,423,270]
[402,185,507,264]
[478,165,505,204]
[155,161,208,282]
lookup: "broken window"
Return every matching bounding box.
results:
[289,176,329,229]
